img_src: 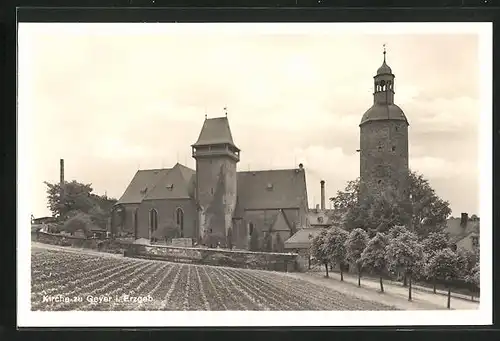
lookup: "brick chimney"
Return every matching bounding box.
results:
[460,212,468,227]
[320,180,325,210]
[59,159,65,219]
[60,159,64,185]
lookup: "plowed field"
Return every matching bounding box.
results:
[31,244,397,311]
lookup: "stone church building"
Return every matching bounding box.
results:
[112,116,309,250]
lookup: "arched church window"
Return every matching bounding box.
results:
[392,146,396,151]
[249,222,254,236]
[176,208,184,238]
[378,180,382,184]
[149,209,158,240]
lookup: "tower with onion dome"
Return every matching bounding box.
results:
[359,46,409,204]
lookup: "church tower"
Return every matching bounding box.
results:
[192,114,240,247]
[359,47,409,203]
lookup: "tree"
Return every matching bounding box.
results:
[44,180,117,233]
[152,218,180,242]
[227,227,233,250]
[388,225,410,239]
[361,232,389,292]
[421,231,452,293]
[62,212,93,237]
[466,263,480,301]
[425,248,464,309]
[324,226,349,281]
[310,229,330,277]
[274,232,284,253]
[249,229,260,252]
[329,171,451,238]
[345,228,369,287]
[386,230,424,301]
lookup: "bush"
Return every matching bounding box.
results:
[205,253,238,267]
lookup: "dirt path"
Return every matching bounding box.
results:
[287,271,479,311]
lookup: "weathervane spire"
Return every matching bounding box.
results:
[383,43,387,62]
[224,106,228,117]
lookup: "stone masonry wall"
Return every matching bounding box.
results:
[137,198,197,240]
[196,157,237,247]
[126,243,299,272]
[360,120,409,202]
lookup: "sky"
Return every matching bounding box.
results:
[18,23,482,218]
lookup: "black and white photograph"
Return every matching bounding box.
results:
[17,22,492,327]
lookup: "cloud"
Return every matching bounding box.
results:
[19,24,481,216]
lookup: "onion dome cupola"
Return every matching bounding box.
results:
[360,46,409,126]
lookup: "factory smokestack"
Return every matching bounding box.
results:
[60,159,65,208]
[320,180,325,210]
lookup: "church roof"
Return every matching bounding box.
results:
[117,166,307,212]
[359,104,409,126]
[116,168,171,205]
[192,117,238,149]
[116,164,195,205]
[144,163,195,200]
[236,168,308,210]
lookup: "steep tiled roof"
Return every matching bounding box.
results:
[236,168,307,210]
[116,168,170,204]
[192,117,238,148]
[144,163,194,200]
[284,227,326,249]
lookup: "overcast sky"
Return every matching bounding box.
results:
[19,23,482,218]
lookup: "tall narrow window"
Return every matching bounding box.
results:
[176,208,184,238]
[249,222,254,236]
[149,209,158,240]
[134,209,138,239]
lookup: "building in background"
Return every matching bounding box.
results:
[446,212,480,252]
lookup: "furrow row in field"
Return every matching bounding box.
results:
[250,271,339,310]
[193,266,210,310]
[222,268,281,310]
[213,267,261,311]
[31,257,127,296]
[165,264,190,311]
[200,266,227,311]
[113,262,166,311]
[48,261,146,310]
[239,269,320,310]
[160,264,184,310]
[140,263,178,310]
[182,266,192,311]
[31,255,118,288]
[227,269,305,311]
[206,266,250,310]
[80,261,158,311]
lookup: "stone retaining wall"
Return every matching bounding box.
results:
[33,231,300,272]
[126,244,299,272]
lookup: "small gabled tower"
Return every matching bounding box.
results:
[359,46,410,204]
[192,113,240,247]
